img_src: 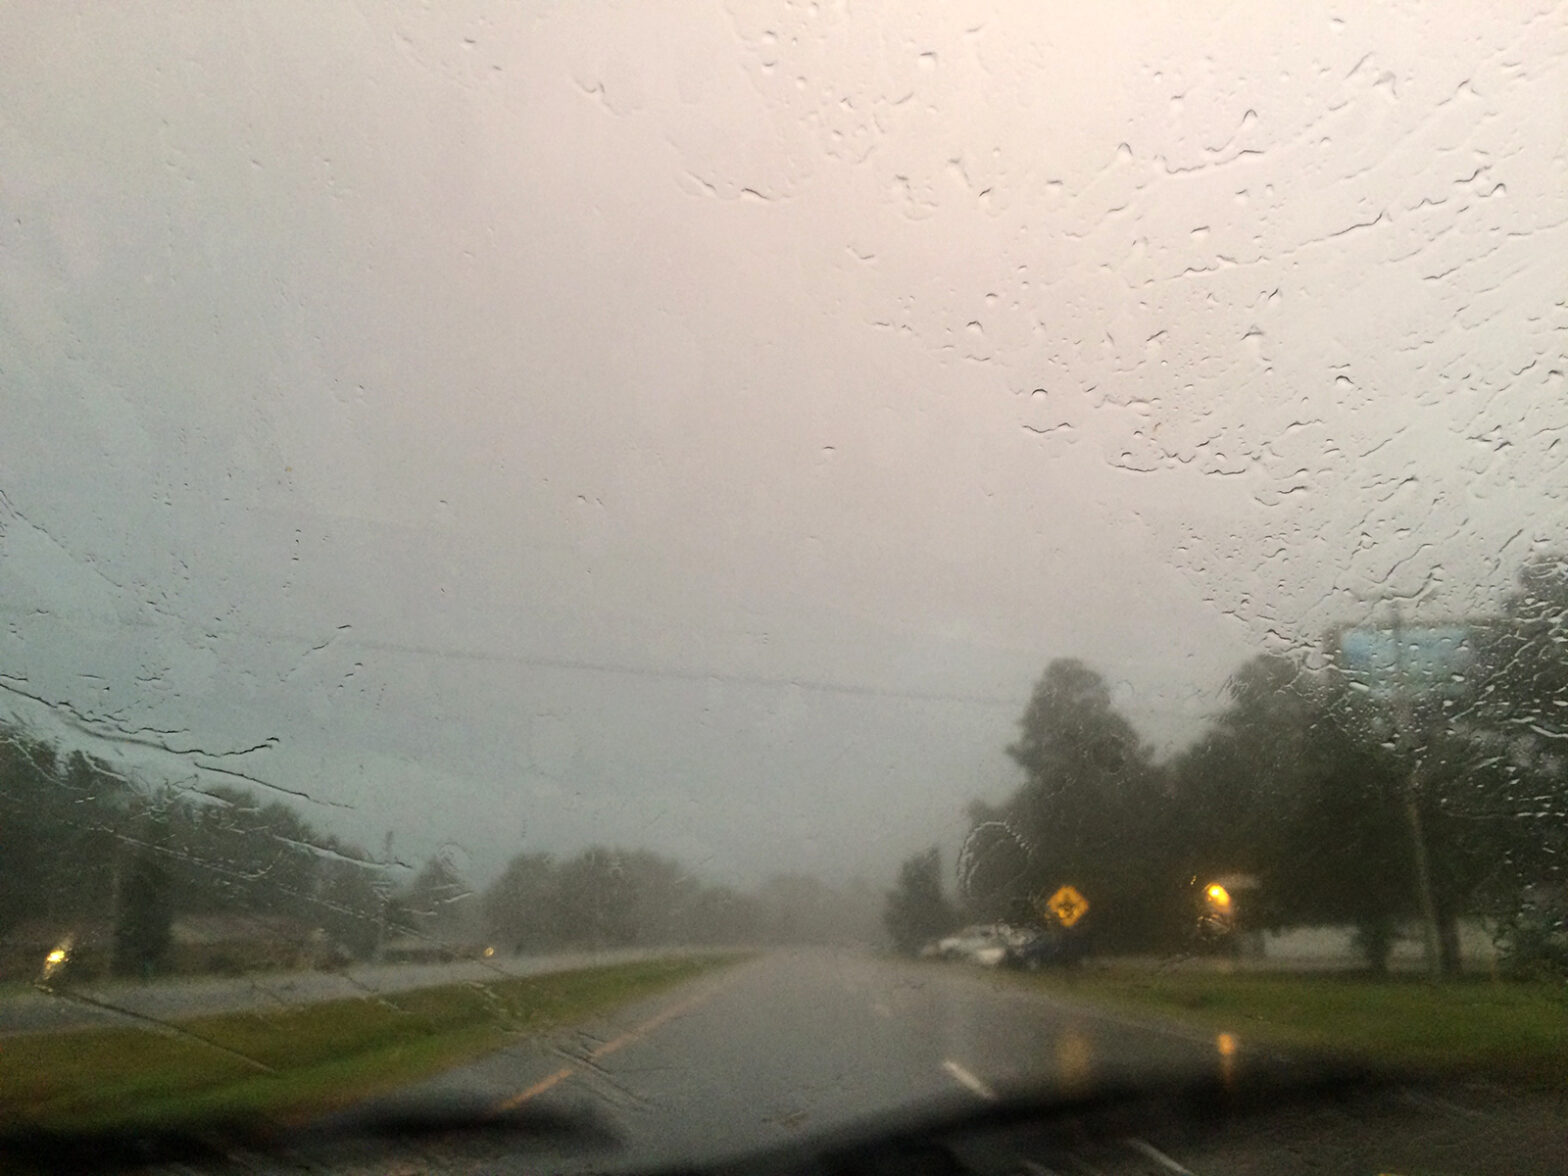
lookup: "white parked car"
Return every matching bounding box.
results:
[933,923,1033,967]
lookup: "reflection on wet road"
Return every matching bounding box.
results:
[368,949,1228,1169]
[327,950,1568,1176]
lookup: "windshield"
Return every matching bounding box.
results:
[2,3,1565,1172]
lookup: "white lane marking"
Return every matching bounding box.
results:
[941,1058,997,1101]
[1019,1161,1073,1176]
[1124,1136,1197,1175]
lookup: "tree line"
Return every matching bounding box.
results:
[886,554,1568,978]
[0,724,880,980]
[480,850,877,953]
[0,733,387,977]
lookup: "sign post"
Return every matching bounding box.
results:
[1336,607,1480,980]
[1389,606,1444,982]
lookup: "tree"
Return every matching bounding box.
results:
[1168,657,1311,876]
[611,850,700,945]
[113,849,173,978]
[1269,683,1415,972]
[1006,659,1149,798]
[0,735,122,939]
[547,846,721,947]
[310,839,383,960]
[963,659,1173,951]
[485,846,776,952]
[1457,554,1568,974]
[1468,555,1568,886]
[1158,654,1319,952]
[883,847,956,955]
[550,847,640,947]
[485,852,561,952]
[0,720,401,974]
[162,786,320,922]
[403,851,475,947]
[1280,561,1568,976]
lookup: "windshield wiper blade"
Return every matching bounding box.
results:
[0,1099,620,1173]
[656,1062,1393,1176]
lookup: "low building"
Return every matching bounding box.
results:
[168,913,332,974]
[0,913,350,981]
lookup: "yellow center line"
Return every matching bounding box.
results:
[496,972,739,1111]
[501,1064,577,1106]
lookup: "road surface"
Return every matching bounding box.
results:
[0,947,692,1036]
[303,950,1566,1175]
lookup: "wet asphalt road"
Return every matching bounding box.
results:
[302,949,1568,1176]
[380,948,1220,1165]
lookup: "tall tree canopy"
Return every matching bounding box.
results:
[943,556,1568,973]
[962,659,1174,950]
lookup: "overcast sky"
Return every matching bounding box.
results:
[2,2,1564,889]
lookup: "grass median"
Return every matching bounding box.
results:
[1,953,741,1134]
[1019,966,1568,1090]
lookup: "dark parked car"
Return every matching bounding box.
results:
[1003,928,1088,971]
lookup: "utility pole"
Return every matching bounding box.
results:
[1391,602,1444,981]
[373,830,393,964]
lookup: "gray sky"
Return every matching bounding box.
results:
[2,2,1564,889]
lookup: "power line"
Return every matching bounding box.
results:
[3,605,1218,715]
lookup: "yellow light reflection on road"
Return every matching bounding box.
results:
[1215,1030,1239,1089]
[1055,1029,1094,1093]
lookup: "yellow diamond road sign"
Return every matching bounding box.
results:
[1045,885,1089,928]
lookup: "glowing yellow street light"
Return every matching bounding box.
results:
[1205,883,1232,908]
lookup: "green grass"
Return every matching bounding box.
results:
[1023,968,1568,1089]
[0,954,740,1133]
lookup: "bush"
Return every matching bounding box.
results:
[1493,887,1568,981]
